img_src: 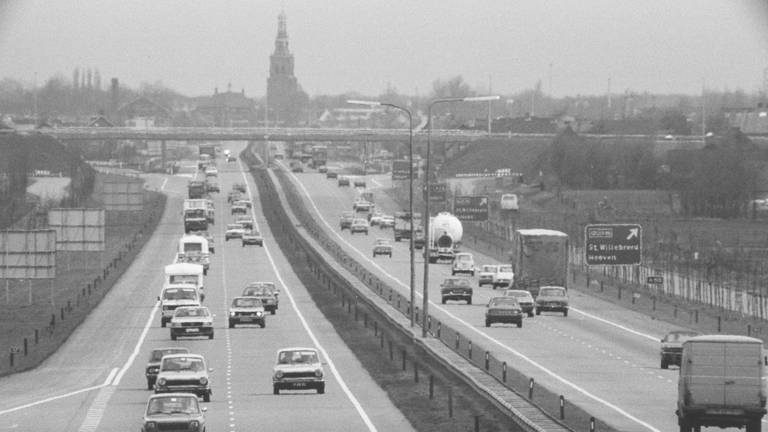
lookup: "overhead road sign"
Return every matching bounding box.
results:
[428,183,447,202]
[585,224,642,266]
[454,168,522,178]
[454,195,489,221]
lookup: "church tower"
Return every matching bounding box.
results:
[267,11,303,125]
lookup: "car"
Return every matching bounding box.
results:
[227,154,236,162]
[231,204,247,215]
[241,229,263,246]
[317,165,328,173]
[326,171,338,179]
[660,330,699,369]
[233,182,247,193]
[339,212,354,230]
[242,282,279,314]
[204,167,218,177]
[485,296,524,328]
[141,393,206,432]
[234,216,254,230]
[289,161,304,172]
[350,218,369,235]
[440,277,473,305]
[206,181,219,193]
[353,178,366,188]
[169,306,214,340]
[337,176,350,187]
[353,200,373,213]
[500,193,519,211]
[158,284,202,327]
[225,223,246,240]
[534,286,569,316]
[145,347,191,390]
[233,199,252,209]
[492,264,515,289]
[227,190,242,204]
[379,215,395,228]
[372,238,393,257]
[272,347,325,395]
[228,296,266,328]
[451,252,475,276]
[154,354,213,402]
[477,264,498,287]
[369,212,383,226]
[502,289,535,317]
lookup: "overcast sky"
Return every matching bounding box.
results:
[1,0,766,98]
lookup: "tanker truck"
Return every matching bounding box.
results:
[427,212,463,263]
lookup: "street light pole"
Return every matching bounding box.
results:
[347,100,416,328]
[422,95,500,338]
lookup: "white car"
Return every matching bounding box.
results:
[477,264,499,288]
[272,347,325,394]
[225,223,246,240]
[170,306,214,340]
[350,218,369,235]
[492,264,515,289]
[451,252,475,276]
[379,215,395,228]
[154,354,212,402]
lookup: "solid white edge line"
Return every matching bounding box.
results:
[285,166,662,432]
[0,384,105,416]
[102,368,119,386]
[239,159,379,432]
[570,307,659,342]
[112,301,160,386]
[160,177,168,191]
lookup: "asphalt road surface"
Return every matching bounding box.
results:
[0,142,413,432]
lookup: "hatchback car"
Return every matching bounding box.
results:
[170,306,214,340]
[485,297,524,328]
[478,264,499,288]
[353,178,366,188]
[234,216,254,230]
[141,393,206,432]
[234,199,252,209]
[534,286,569,316]
[242,283,279,315]
[273,347,325,395]
[451,252,475,276]
[372,238,393,258]
[228,296,266,328]
[326,171,338,179]
[225,223,246,240]
[339,212,354,230]
[233,183,247,193]
[503,289,535,317]
[230,204,248,215]
[241,229,263,247]
[440,277,473,305]
[660,330,699,369]
[379,215,395,228]
[206,181,219,193]
[350,218,369,235]
[337,176,350,187]
[154,354,213,402]
[317,165,328,173]
[145,347,190,390]
[493,264,515,289]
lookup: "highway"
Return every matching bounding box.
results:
[282,161,756,432]
[0,142,413,431]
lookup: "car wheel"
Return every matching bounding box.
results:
[229,320,235,329]
[372,253,376,258]
[441,298,446,304]
[563,309,568,317]
[467,298,472,305]
[527,311,534,318]
[161,318,167,328]
[471,271,475,276]
[535,309,541,316]
[273,385,280,395]
[661,359,668,369]
[170,332,177,341]
[389,253,392,258]
[485,320,490,328]
[209,332,214,340]
[242,243,245,247]
[270,309,275,315]
[317,383,325,394]
[517,321,523,328]
[203,269,208,276]
[451,271,455,276]
[203,392,210,403]
[260,321,266,328]
[147,379,154,390]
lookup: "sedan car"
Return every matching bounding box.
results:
[353,178,366,188]
[478,264,499,288]
[241,229,263,247]
[660,330,699,369]
[170,306,214,340]
[273,347,325,394]
[230,204,248,215]
[229,296,266,328]
[233,182,247,193]
[141,393,206,432]
[145,347,190,390]
[369,212,383,226]
[227,191,241,204]
[206,181,219,193]
[502,289,535,317]
[326,170,338,179]
[235,216,254,230]
[349,218,369,235]
[339,211,354,230]
[242,282,279,314]
[225,223,246,240]
[372,238,393,258]
[534,286,569,316]
[317,165,328,173]
[485,297,524,328]
[337,176,350,187]
[154,354,212,402]
[233,199,252,209]
[440,277,473,305]
[379,215,395,229]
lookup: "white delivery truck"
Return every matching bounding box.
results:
[676,335,766,432]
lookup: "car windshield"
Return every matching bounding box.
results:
[456,255,472,262]
[243,286,271,296]
[277,350,319,365]
[664,331,698,342]
[444,278,471,288]
[375,239,388,245]
[161,356,205,372]
[147,396,199,415]
[353,219,366,224]
[539,288,566,297]
[233,298,262,307]
[163,288,197,300]
[505,290,530,299]
[150,348,188,362]
[482,265,497,272]
[489,297,518,307]
[175,308,208,318]
[498,265,513,272]
[227,224,244,230]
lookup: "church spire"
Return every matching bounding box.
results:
[274,11,290,56]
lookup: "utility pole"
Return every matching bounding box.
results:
[487,75,492,135]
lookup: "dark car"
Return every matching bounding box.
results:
[145,347,190,390]
[503,289,535,317]
[233,183,247,193]
[440,277,473,305]
[241,229,263,246]
[326,171,338,179]
[660,330,699,369]
[534,286,569,316]
[339,211,354,230]
[485,297,524,328]
[228,297,266,328]
[338,176,350,187]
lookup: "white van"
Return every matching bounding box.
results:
[157,284,201,327]
[500,193,519,211]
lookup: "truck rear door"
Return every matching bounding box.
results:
[687,342,726,406]
[724,342,762,408]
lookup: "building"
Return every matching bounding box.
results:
[724,103,768,135]
[194,84,256,127]
[266,12,307,125]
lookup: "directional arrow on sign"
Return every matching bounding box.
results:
[627,228,639,241]
[479,197,487,206]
